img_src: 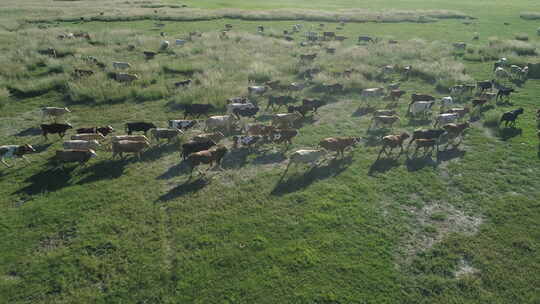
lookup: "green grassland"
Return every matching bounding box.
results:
[1,0,540,303]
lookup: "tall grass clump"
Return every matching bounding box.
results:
[7,75,68,98]
[0,87,9,108]
[520,12,540,20]
[487,38,537,56]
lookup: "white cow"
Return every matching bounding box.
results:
[494,67,509,79]
[226,102,256,114]
[116,73,139,82]
[287,149,327,169]
[361,87,385,99]
[434,113,459,127]
[71,133,105,141]
[409,101,435,117]
[205,115,237,133]
[272,113,302,128]
[248,86,268,95]
[160,40,170,50]
[42,107,71,121]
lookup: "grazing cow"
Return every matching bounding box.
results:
[510,65,523,75]
[160,40,170,51]
[373,110,397,117]
[267,95,296,110]
[496,88,515,102]
[286,149,327,170]
[271,129,299,145]
[494,67,510,79]
[440,97,453,109]
[192,132,225,144]
[472,98,488,108]
[442,122,470,147]
[388,89,406,101]
[63,139,100,151]
[257,25,264,33]
[232,135,264,149]
[143,51,157,59]
[319,137,360,157]
[112,140,149,160]
[408,129,445,147]
[323,83,343,92]
[184,104,215,118]
[335,35,348,41]
[125,122,156,135]
[227,96,251,104]
[73,68,94,78]
[54,149,97,166]
[272,113,302,128]
[412,139,438,155]
[42,107,71,122]
[287,104,312,118]
[500,108,524,127]
[409,101,435,117]
[248,86,268,96]
[169,120,197,131]
[453,42,467,50]
[371,115,400,129]
[186,146,228,175]
[358,36,374,43]
[411,93,436,103]
[493,58,507,71]
[302,99,326,113]
[477,80,494,94]
[226,102,256,114]
[71,133,105,141]
[151,128,183,144]
[361,88,385,99]
[520,66,529,80]
[445,107,470,119]
[181,140,216,160]
[175,79,192,88]
[288,82,306,92]
[381,65,394,75]
[433,113,459,127]
[76,126,114,137]
[300,54,317,61]
[111,135,149,143]
[116,73,139,82]
[112,62,131,69]
[38,48,57,57]
[246,124,275,137]
[0,144,36,168]
[378,133,410,158]
[205,115,237,133]
[233,106,260,119]
[41,123,72,139]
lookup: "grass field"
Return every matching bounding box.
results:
[1,0,540,303]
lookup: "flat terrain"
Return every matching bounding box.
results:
[1,0,539,303]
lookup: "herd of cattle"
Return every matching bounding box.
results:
[1,23,540,178]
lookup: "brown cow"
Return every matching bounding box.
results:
[186,146,228,176]
[319,137,360,157]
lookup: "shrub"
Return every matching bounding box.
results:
[515,33,529,41]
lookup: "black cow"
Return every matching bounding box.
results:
[181,140,216,160]
[125,122,156,135]
[184,104,215,118]
[287,105,312,118]
[233,106,259,119]
[497,88,515,102]
[76,125,114,136]
[477,80,493,94]
[500,108,524,127]
[41,123,73,139]
[175,79,192,88]
[267,95,296,110]
[302,98,326,113]
[407,129,445,147]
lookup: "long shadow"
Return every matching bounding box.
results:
[253,150,286,165]
[77,159,129,185]
[499,127,522,141]
[157,178,208,202]
[407,117,432,127]
[405,153,438,172]
[368,157,400,175]
[14,165,75,196]
[157,161,191,180]
[32,143,53,153]
[271,156,352,196]
[142,143,179,162]
[222,148,251,169]
[437,148,466,162]
[351,106,374,117]
[294,115,316,128]
[14,127,42,137]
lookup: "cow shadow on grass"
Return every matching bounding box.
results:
[406,117,432,127]
[222,148,251,169]
[76,159,129,185]
[352,106,374,117]
[14,165,75,196]
[436,148,466,163]
[142,143,180,162]
[498,127,522,141]
[14,127,42,137]
[157,178,208,202]
[294,116,316,128]
[271,156,352,196]
[32,143,53,153]
[157,161,191,180]
[368,157,401,175]
[252,150,286,165]
[405,152,438,172]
